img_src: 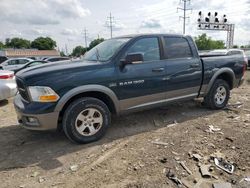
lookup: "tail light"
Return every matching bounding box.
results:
[0,73,14,79]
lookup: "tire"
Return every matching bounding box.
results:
[62,97,111,144]
[204,79,230,109]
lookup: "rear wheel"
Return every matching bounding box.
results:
[62,97,111,144]
[204,79,230,109]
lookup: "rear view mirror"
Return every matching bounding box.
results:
[124,53,143,65]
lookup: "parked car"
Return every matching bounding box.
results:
[45,57,70,62]
[0,56,8,64]
[201,49,245,56]
[0,70,17,101]
[244,50,250,67]
[1,58,33,72]
[14,60,49,74]
[14,34,247,144]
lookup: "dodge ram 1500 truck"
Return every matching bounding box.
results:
[14,34,247,143]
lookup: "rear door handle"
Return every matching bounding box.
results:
[190,63,200,68]
[152,67,165,72]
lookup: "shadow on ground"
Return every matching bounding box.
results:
[0,100,8,107]
[0,100,218,172]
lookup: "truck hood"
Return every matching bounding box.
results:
[16,60,103,84]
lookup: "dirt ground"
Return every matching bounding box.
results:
[0,72,250,188]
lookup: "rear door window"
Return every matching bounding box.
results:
[164,37,193,59]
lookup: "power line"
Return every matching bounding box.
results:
[177,0,192,34]
[106,12,115,38]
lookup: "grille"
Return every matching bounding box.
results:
[16,77,29,102]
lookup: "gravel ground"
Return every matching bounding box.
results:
[0,71,249,188]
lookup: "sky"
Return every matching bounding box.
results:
[0,0,250,53]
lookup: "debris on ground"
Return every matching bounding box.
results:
[205,125,222,133]
[179,161,192,175]
[212,182,232,188]
[199,164,212,178]
[166,169,183,187]
[152,141,168,146]
[239,176,250,183]
[214,158,234,174]
[191,153,203,162]
[69,165,78,172]
[30,171,39,178]
[38,177,46,183]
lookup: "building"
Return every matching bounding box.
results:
[0,49,60,60]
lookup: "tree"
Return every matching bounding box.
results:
[194,34,225,50]
[5,37,31,49]
[31,37,57,50]
[0,41,4,49]
[72,46,87,57]
[88,38,104,50]
[60,51,66,57]
[232,45,239,48]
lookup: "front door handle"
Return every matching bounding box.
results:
[152,67,165,72]
[190,63,200,68]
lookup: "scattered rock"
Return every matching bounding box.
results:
[174,157,180,161]
[38,177,45,183]
[192,153,202,161]
[212,182,232,188]
[31,171,39,177]
[70,165,78,172]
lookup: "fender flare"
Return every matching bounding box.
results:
[204,68,235,95]
[54,85,120,113]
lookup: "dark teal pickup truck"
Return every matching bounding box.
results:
[14,34,247,143]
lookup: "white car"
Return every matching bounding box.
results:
[1,58,33,72]
[0,70,17,101]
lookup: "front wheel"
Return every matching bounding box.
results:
[62,97,111,144]
[204,79,230,109]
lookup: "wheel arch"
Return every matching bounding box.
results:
[55,85,120,128]
[205,68,235,95]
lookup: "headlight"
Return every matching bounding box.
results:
[28,86,60,102]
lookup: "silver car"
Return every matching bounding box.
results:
[0,70,17,101]
[1,58,33,72]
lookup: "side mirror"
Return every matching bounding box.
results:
[123,53,143,65]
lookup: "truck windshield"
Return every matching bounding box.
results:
[83,38,131,62]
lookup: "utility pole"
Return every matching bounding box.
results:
[83,28,88,49]
[177,0,192,34]
[106,12,114,38]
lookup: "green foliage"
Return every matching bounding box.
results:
[5,37,31,49]
[72,46,87,57]
[0,41,4,49]
[60,51,66,57]
[194,34,225,50]
[232,45,239,48]
[88,38,104,50]
[31,37,57,50]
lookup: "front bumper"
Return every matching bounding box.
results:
[14,94,59,130]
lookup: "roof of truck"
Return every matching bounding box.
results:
[115,33,186,38]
